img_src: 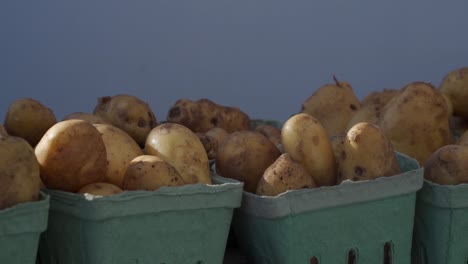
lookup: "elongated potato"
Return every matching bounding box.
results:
[94,124,144,188]
[281,113,336,186]
[35,120,108,192]
[145,123,211,184]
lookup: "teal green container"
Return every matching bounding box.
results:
[412,180,468,264]
[216,153,423,264]
[38,177,243,264]
[0,193,50,264]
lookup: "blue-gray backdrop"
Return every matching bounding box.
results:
[1,0,467,122]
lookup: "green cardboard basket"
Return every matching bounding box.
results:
[0,192,50,264]
[38,177,243,264]
[412,180,468,264]
[215,152,423,264]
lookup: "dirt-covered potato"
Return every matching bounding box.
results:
[337,122,400,183]
[424,145,468,185]
[0,130,41,210]
[167,98,250,133]
[63,112,109,124]
[4,98,57,147]
[93,94,157,147]
[216,131,281,192]
[94,124,143,188]
[206,127,229,158]
[457,130,468,146]
[122,155,185,191]
[378,82,454,165]
[256,153,316,196]
[255,124,281,147]
[301,76,360,137]
[439,67,468,118]
[77,182,123,196]
[281,113,336,186]
[360,89,399,108]
[330,133,346,169]
[145,123,211,184]
[196,132,215,159]
[35,120,108,192]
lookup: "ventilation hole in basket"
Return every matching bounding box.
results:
[310,256,319,264]
[383,241,393,264]
[347,248,357,264]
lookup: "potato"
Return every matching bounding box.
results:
[457,130,468,146]
[4,98,57,146]
[216,131,281,192]
[281,113,336,186]
[301,76,360,137]
[439,67,468,118]
[330,133,346,169]
[145,123,211,184]
[166,98,250,133]
[63,112,109,124]
[0,125,7,135]
[205,127,229,146]
[0,130,41,209]
[77,182,123,196]
[255,124,281,147]
[200,127,230,159]
[93,94,157,147]
[378,82,454,165]
[337,122,400,183]
[93,124,143,188]
[35,120,108,192]
[196,132,215,159]
[360,88,399,108]
[424,145,468,185]
[256,153,316,196]
[122,155,185,190]
[450,116,468,136]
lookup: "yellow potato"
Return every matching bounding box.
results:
[63,112,109,124]
[301,76,360,136]
[281,113,336,186]
[93,94,157,146]
[35,120,108,192]
[439,67,468,118]
[0,130,41,209]
[93,124,144,188]
[424,145,468,185]
[77,182,123,196]
[145,123,211,184]
[4,98,57,146]
[337,122,400,183]
[122,155,185,190]
[256,153,316,196]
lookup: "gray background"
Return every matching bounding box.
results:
[1,0,467,122]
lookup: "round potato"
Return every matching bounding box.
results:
[94,124,143,188]
[439,67,468,118]
[78,182,123,196]
[256,153,316,196]
[35,120,108,192]
[145,123,211,184]
[122,155,185,191]
[0,130,41,209]
[63,112,109,124]
[337,122,400,183]
[93,94,157,147]
[4,98,57,146]
[205,127,229,159]
[216,131,281,193]
[424,145,468,185]
[281,113,336,186]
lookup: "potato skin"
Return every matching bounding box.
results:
[378,82,453,165]
[301,77,360,137]
[255,124,281,147]
[93,94,157,147]
[94,124,143,188]
[78,182,123,196]
[424,145,468,185]
[256,153,316,196]
[216,131,281,193]
[439,67,468,118]
[63,112,109,124]
[337,122,400,183]
[0,132,41,209]
[281,113,336,186]
[4,98,57,147]
[34,120,108,192]
[458,130,468,146]
[122,155,185,191]
[145,123,211,184]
